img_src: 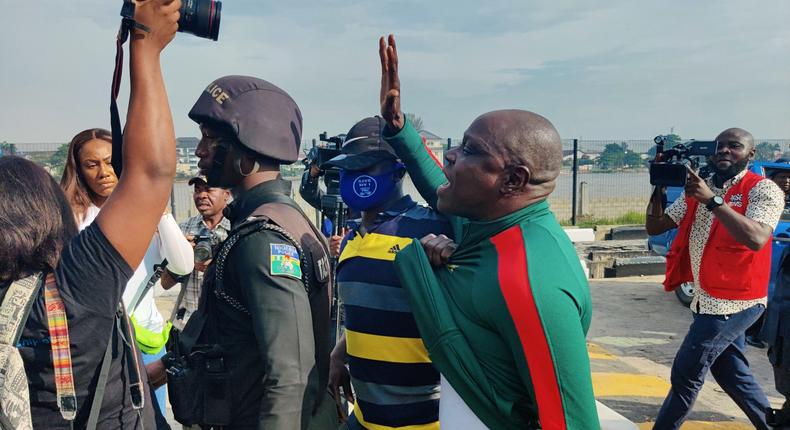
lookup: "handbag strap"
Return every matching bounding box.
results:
[0,273,42,346]
[86,324,114,430]
[86,304,146,430]
[43,273,78,421]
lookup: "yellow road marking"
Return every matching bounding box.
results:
[588,342,617,360]
[592,372,670,397]
[637,422,753,429]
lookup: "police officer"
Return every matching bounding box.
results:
[160,76,334,429]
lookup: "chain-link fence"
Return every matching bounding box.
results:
[6,137,790,225]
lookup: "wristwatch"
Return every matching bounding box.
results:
[705,195,725,211]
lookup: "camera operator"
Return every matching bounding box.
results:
[647,128,785,429]
[0,1,180,428]
[156,76,335,429]
[300,158,325,211]
[299,141,359,257]
[171,177,231,330]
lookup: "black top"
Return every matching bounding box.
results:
[8,223,155,429]
[200,179,324,429]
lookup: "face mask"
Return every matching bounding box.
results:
[340,163,404,211]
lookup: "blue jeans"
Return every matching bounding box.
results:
[142,347,167,415]
[654,304,770,429]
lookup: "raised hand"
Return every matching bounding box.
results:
[685,165,715,203]
[379,34,404,131]
[131,0,181,53]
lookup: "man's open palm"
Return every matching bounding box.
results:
[379,34,404,131]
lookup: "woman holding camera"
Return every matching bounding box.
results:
[59,127,194,417]
[0,1,181,427]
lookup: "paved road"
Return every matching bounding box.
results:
[589,276,781,429]
[156,276,782,429]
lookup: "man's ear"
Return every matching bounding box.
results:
[501,165,530,195]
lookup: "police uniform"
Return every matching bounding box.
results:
[169,76,334,430]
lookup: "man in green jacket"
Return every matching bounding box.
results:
[378,35,599,429]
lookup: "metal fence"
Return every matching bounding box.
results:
[6,137,790,225]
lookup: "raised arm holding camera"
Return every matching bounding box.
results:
[0,1,180,428]
[648,128,785,429]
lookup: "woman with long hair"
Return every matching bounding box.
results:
[60,128,117,228]
[0,2,181,427]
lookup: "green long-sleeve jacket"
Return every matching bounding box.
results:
[388,122,600,429]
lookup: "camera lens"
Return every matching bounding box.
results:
[178,0,222,41]
[194,242,213,262]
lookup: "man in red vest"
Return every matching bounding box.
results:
[646,127,785,429]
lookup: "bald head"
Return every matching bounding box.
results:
[716,127,754,150]
[468,109,563,185]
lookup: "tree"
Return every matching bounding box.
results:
[49,143,70,178]
[623,151,643,168]
[0,142,17,156]
[755,142,781,161]
[596,143,626,170]
[405,113,424,131]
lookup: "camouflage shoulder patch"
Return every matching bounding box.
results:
[270,244,302,279]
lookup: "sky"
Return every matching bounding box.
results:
[1,1,789,143]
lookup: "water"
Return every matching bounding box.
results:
[170,171,653,223]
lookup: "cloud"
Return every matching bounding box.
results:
[0,0,788,144]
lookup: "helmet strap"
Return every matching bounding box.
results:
[206,144,228,187]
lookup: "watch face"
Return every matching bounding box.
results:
[714,196,724,205]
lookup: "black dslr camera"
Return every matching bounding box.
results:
[649,135,718,187]
[192,234,214,263]
[121,0,222,41]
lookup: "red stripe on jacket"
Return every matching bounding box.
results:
[421,135,444,168]
[491,226,567,429]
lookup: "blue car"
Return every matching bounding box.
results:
[648,161,790,306]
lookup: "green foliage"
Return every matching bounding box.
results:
[0,142,17,156]
[623,151,643,167]
[49,143,70,178]
[597,143,625,169]
[405,113,425,131]
[755,142,780,161]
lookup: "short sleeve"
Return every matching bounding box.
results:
[746,179,785,229]
[665,191,688,224]
[56,223,134,313]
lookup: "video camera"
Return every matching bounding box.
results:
[303,132,345,197]
[649,135,718,187]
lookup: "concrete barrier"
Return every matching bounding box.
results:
[564,227,596,243]
[598,400,638,430]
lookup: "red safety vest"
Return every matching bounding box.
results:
[663,171,771,300]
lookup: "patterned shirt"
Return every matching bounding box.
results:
[337,196,452,430]
[175,215,231,329]
[666,169,785,315]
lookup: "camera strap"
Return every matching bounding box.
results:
[110,3,151,177]
[127,260,169,315]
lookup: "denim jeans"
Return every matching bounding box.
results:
[654,304,770,430]
[142,347,167,420]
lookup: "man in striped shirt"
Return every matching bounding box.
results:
[325,116,452,430]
